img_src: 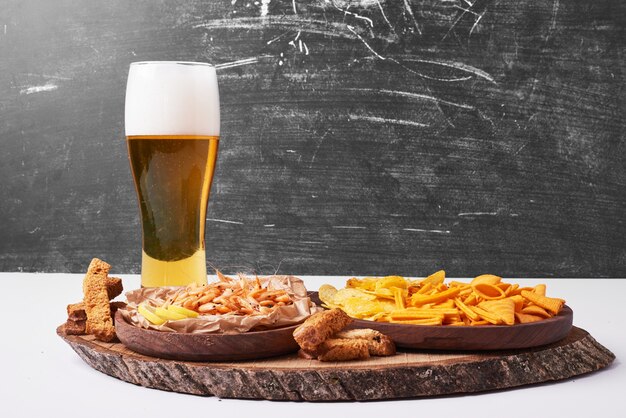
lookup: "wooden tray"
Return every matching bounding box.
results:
[114,311,300,361]
[58,325,614,401]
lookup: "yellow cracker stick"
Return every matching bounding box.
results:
[454,298,481,321]
[443,313,462,324]
[416,282,433,294]
[434,299,456,308]
[521,290,564,315]
[389,312,444,321]
[470,306,502,325]
[462,293,478,306]
[410,286,462,306]
[389,318,443,325]
[393,287,405,310]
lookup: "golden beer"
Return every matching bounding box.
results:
[127,135,219,287]
[125,62,220,287]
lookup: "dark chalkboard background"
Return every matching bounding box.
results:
[1,0,624,277]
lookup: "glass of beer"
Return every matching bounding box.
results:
[125,61,220,287]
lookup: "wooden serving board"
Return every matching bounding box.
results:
[58,325,614,401]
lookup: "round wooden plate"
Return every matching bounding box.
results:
[114,311,300,361]
[310,292,573,350]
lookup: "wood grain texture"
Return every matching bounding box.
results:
[114,311,300,361]
[1,1,625,276]
[57,324,615,401]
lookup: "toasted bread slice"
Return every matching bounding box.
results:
[83,258,116,342]
[65,319,87,335]
[297,349,318,360]
[66,302,87,321]
[316,338,370,362]
[335,328,396,356]
[105,277,124,300]
[293,309,352,351]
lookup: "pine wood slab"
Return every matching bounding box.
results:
[58,325,614,401]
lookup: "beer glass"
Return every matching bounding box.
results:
[125,62,220,287]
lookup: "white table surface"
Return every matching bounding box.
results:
[1,273,623,417]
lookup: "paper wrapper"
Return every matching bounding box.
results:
[119,275,321,334]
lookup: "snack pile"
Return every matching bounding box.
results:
[293,309,396,361]
[319,271,566,326]
[138,271,296,325]
[123,273,320,333]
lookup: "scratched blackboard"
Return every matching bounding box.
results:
[1,0,624,277]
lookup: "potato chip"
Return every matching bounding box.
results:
[342,298,385,318]
[333,288,376,305]
[318,284,338,306]
[376,276,409,290]
[346,277,378,291]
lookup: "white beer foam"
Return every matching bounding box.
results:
[125,61,220,136]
